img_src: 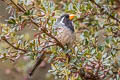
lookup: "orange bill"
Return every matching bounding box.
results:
[69,14,75,20]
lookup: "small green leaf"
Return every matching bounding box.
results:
[8,19,16,24]
[24,10,31,16]
[106,38,110,44]
[96,52,102,60]
[98,45,104,52]
[19,16,22,21]
[84,31,89,37]
[84,39,89,45]
[77,76,82,80]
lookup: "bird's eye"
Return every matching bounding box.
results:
[65,15,69,18]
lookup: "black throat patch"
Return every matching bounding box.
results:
[63,17,74,32]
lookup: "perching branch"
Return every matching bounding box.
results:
[8,0,64,49]
[30,18,64,49]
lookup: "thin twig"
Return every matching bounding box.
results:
[89,0,120,23]
[1,36,27,53]
[39,44,56,53]
[10,0,25,12]
[1,36,49,54]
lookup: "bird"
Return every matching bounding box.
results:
[53,14,76,47]
[29,14,76,77]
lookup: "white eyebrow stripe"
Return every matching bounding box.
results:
[60,17,64,24]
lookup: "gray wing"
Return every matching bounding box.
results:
[53,17,65,29]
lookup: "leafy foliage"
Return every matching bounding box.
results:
[0,0,120,80]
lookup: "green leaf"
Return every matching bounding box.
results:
[24,10,31,16]
[77,76,82,80]
[19,16,22,21]
[84,49,90,57]
[96,52,102,60]
[106,38,110,44]
[84,39,89,45]
[84,31,89,37]
[8,19,16,24]
[98,45,104,52]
